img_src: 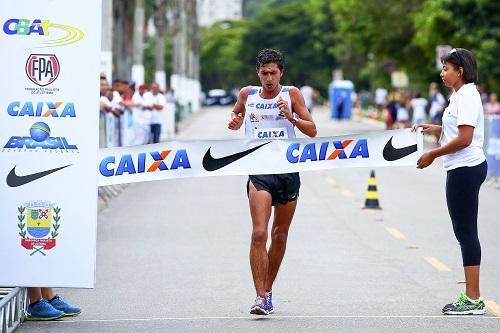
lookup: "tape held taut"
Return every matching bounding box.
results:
[97,129,424,186]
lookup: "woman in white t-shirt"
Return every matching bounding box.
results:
[415,48,488,315]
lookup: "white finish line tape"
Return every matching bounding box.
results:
[98,129,423,186]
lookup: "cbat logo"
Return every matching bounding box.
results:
[3,19,84,47]
[287,139,369,163]
[17,201,61,256]
[100,150,191,177]
[3,122,78,151]
[7,101,76,117]
[256,103,278,110]
[26,54,60,86]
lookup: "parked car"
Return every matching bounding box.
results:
[203,89,236,106]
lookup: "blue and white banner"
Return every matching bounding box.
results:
[98,129,424,186]
[486,117,500,177]
[0,1,100,287]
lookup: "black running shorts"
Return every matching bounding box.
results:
[247,173,300,206]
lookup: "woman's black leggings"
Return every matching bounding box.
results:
[446,160,487,267]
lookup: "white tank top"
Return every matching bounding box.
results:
[244,86,296,140]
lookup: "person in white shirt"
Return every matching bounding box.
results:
[410,92,428,125]
[228,49,316,316]
[143,82,166,143]
[299,81,314,113]
[375,87,387,110]
[415,48,487,315]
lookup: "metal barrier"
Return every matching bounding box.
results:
[0,288,27,333]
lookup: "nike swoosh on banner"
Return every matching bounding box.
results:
[203,141,271,171]
[383,137,417,161]
[6,164,72,187]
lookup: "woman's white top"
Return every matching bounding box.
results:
[440,83,485,170]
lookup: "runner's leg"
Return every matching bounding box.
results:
[265,199,297,291]
[248,180,273,298]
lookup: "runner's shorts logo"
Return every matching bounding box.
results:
[26,54,60,86]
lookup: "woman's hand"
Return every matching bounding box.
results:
[412,123,441,135]
[417,151,435,169]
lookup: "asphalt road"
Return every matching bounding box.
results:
[19,106,500,332]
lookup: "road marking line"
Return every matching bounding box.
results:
[46,315,500,323]
[424,257,451,272]
[326,177,336,186]
[342,189,354,198]
[485,300,500,317]
[385,227,405,239]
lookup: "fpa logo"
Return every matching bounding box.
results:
[17,201,61,256]
[100,150,192,177]
[26,54,60,86]
[287,139,369,163]
[3,19,84,47]
[7,101,76,118]
[2,121,78,152]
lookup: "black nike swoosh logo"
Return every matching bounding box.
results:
[6,164,72,187]
[383,137,417,161]
[203,142,271,171]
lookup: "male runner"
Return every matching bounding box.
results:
[228,49,317,315]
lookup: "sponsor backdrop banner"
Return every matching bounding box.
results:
[486,117,500,177]
[98,129,423,186]
[0,1,100,287]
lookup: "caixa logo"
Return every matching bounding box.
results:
[26,54,60,86]
[3,19,84,47]
[7,101,76,118]
[100,150,191,177]
[3,122,78,152]
[287,139,369,163]
[256,103,278,110]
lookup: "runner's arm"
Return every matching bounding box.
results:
[228,86,250,130]
[289,86,317,137]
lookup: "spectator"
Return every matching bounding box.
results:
[411,92,428,125]
[429,83,447,144]
[300,80,315,113]
[144,82,166,143]
[484,93,500,116]
[374,87,388,112]
[396,96,411,128]
[26,287,80,321]
[132,83,151,145]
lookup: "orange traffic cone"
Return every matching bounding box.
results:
[364,170,381,209]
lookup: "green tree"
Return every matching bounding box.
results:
[413,0,500,93]
[199,20,248,91]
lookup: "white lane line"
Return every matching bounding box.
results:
[485,300,500,317]
[326,177,336,186]
[424,257,451,272]
[341,189,354,198]
[385,227,406,240]
[48,315,500,323]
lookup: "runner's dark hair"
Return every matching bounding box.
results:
[256,49,285,71]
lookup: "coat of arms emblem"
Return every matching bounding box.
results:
[17,201,61,256]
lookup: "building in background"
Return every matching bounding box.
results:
[197,0,243,27]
